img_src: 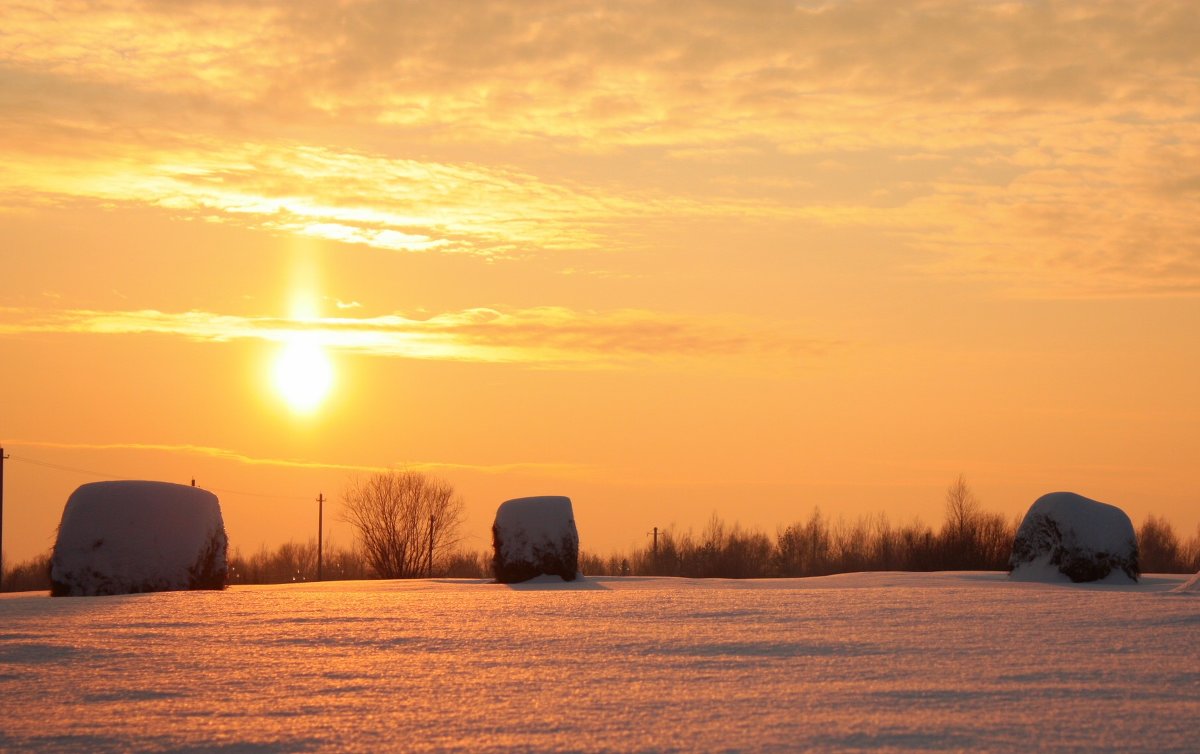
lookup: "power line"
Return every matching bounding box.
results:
[7,453,307,502]
[201,486,304,501]
[8,454,127,480]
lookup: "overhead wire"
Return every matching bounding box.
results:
[7,453,307,501]
[8,454,126,480]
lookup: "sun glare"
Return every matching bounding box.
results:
[272,339,333,413]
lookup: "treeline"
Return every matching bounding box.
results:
[226,540,493,584]
[4,500,1200,591]
[1,553,53,593]
[227,540,371,584]
[578,481,1200,579]
[581,510,1200,578]
[1137,515,1200,574]
[580,507,1015,578]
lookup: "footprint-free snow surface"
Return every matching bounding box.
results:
[1,573,1197,752]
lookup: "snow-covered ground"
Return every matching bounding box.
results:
[1,573,1197,752]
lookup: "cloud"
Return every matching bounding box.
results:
[0,140,632,258]
[1,1,1198,295]
[0,306,831,367]
[0,134,803,261]
[7,1,1193,144]
[7,439,590,478]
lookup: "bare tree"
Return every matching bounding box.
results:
[941,474,984,568]
[944,474,982,542]
[341,470,465,579]
[1138,515,1185,573]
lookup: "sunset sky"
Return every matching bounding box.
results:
[2,0,1198,565]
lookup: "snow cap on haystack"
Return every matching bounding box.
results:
[1009,491,1138,583]
[50,480,228,596]
[492,495,579,583]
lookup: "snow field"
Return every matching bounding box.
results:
[1,573,1197,752]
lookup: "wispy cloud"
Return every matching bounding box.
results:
[0,142,629,258]
[0,306,831,367]
[1,1,1198,294]
[7,439,591,478]
[0,137,805,261]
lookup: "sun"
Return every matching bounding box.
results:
[272,339,334,413]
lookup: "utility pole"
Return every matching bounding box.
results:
[653,526,659,559]
[0,446,7,592]
[427,514,435,577]
[316,493,324,582]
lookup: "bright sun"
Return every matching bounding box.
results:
[272,339,333,413]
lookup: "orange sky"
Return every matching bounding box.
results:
[2,1,1198,565]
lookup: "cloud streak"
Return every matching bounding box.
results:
[0,306,830,367]
[7,439,590,478]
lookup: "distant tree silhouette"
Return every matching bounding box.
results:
[441,549,492,578]
[341,470,465,579]
[1138,514,1188,573]
[775,509,833,576]
[936,475,1013,570]
[0,552,51,592]
[1187,526,1200,573]
[226,538,371,584]
[580,479,1030,579]
[942,474,982,567]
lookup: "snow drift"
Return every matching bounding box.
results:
[1009,491,1138,583]
[492,496,579,583]
[1173,571,1200,593]
[50,480,228,596]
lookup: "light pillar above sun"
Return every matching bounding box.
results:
[273,240,334,413]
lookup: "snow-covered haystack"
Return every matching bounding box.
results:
[492,496,579,583]
[1008,492,1138,583]
[50,481,228,597]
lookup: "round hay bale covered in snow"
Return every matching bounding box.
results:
[492,496,579,583]
[1008,491,1138,583]
[50,480,228,596]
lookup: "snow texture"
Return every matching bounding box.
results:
[50,480,228,596]
[492,495,579,583]
[1009,491,1139,583]
[0,573,1196,753]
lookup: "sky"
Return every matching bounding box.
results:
[2,0,1198,565]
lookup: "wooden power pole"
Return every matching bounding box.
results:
[0,446,6,592]
[427,514,435,577]
[316,493,324,582]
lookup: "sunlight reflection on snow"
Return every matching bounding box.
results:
[0,573,1196,753]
